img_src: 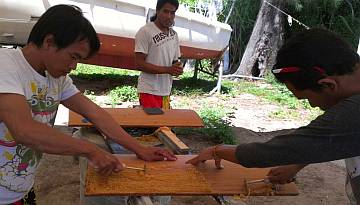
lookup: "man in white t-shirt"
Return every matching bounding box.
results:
[135,0,183,109]
[0,5,176,205]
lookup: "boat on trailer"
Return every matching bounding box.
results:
[0,0,232,69]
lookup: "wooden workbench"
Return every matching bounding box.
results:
[85,155,298,197]
[68,108,204,127]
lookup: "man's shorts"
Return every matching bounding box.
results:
[139,93,170,109]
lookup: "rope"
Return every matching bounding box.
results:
[263,0,310,29]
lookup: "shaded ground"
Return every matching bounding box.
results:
[35,79,349,205]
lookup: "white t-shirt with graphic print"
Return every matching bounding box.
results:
[135,22,181,96]
[0,48,79,204]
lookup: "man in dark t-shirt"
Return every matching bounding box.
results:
[187,28,360,204]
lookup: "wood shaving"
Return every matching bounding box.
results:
[135,135,162,146]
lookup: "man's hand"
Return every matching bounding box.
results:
[267,164,306,184]
[136,146,177,161]
[168,62,183,76]
[185,146,223,169]
[87,148,124,176]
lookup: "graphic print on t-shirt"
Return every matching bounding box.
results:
[152,30,177,47]
[0,81,58,192]
[28,82,59,124]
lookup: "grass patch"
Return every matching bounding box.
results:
[83,90,96,102]
[172,71,235,96]
[172,72,217,96]
[231,74,323,119]
[71,64,139,83]
[269,109,300,119]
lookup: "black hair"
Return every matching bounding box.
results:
[27,4,100,58]
[150,0,179,22]
[272,28,360,91]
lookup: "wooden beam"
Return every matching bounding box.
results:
[155,127,189,154]
[129,196,154,205]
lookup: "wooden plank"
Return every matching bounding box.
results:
[68,108,204,128]
[156,127,189,154]
[197,158,297,196]
[85,155,298,196]
[85,155,211,196]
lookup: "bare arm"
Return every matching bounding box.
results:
[186,143,307,184]
[62,93,176,161]
[135,52,183,76]
[0,93,95,155]
[186,145,239,168]
[62,93,143,153]
[0,93,122,175]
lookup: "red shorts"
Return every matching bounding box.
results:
[139,93,170,109]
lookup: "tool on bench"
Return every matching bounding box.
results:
[245,178,280,194]
[246,178,270,185]
[124,163,147,172]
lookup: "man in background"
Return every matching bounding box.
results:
[135,0,183,109]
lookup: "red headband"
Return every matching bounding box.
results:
[272,66,326,74]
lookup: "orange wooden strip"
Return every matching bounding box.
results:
[85,155,298,196]
[68,108,204,128]
[157,127,189,152]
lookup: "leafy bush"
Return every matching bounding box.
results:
[199,106,236,144]
[83,90,96,102]
[174,106,236,144]
[109,86,138,105]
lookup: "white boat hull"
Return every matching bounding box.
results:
[0,0,232,69]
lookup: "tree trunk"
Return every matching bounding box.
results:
[233,0,285,77]
[358,37,360,55]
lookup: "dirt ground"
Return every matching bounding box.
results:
[34,78,350,205]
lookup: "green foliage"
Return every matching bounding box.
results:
[83,90,96,102]
[172,70,236,96]
[218,0,359,72]
[179,0,212,12]
[285,0,360,48]
[109,86,138,105]
[220,80,242,97]
[71,64,139,81]
[198,106,236,144]
[179,0,197,9]
[173,73,217,96]
[175,106,237,145]
[71,64,139,96]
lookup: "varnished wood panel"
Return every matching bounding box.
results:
[68,108,204,128]
[85,155,298,196]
